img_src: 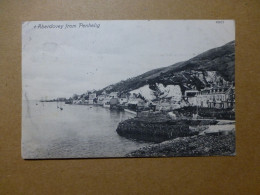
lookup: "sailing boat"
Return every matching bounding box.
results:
[59,100,63,110]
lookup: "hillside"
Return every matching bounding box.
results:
[97,41,235,96]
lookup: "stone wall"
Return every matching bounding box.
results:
[116,118,199,143]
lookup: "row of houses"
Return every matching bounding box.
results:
[71,91,146,110]
[70,82,235,112]
[184,83,235,109]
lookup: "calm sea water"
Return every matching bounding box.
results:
[22,101,149,159]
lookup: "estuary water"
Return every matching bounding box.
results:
[22,101,149,159]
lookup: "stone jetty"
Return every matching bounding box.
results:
[116,115,217,142]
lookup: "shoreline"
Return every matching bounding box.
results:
[66,103,138,115]
[116,115,235,156]
[31,101,236,157]
[126,133,235,157]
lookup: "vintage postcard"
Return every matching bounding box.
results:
[22,20,235,159]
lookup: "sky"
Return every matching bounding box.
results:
[22,20,235,100]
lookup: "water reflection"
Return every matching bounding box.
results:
[22,101,149,159]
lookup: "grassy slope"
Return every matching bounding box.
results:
[98,41,235,95]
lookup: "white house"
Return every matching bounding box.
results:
[109,92,118,98]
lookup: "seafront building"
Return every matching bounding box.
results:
[109,92,118,98]
[97,94,106,105]
[88,93,96,104]
[184,83,235,109]
[197,86,235,109]
[70,81,235,112]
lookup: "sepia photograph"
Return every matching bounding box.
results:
[22,20,235,159]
